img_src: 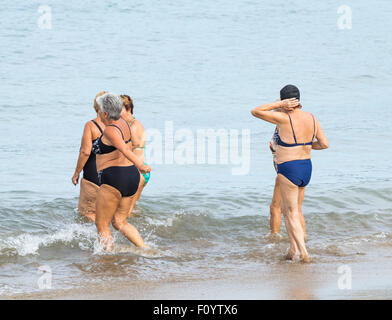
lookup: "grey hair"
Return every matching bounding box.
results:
[96,92,123,120]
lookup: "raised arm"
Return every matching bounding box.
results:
[72,122,93,185]
[104,127,151,173]
[312,117,329,150]
[251,98,299,124]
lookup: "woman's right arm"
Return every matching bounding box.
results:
[72,123,93,185]
[312,118,329,150]
[251,98,299,124]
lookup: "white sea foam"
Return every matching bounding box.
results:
[1,224,96,256]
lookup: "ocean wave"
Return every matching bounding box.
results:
[0,187,391,260]
[0,223,96,257]
[0,210,390,262]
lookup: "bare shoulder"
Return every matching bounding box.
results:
[85,119,104,139]
[83,120,96,136]
[132,119,145,132]
[84,120,94,129]
[104,124,121,137]
[274,111,290,123]
[300,109,316,119]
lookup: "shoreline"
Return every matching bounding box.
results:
[3,257,391,300]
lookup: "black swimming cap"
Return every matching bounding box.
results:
[280,84,300,101]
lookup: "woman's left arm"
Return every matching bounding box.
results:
[72,123,93,185]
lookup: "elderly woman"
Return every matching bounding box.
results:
[251,85,329,262]
[120,94,150,217]
[72,91,107,222]
[92,93,151,250]
[269,124,306,238]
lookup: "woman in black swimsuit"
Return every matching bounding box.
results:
[93,93,151,251]
[72,91,107,222]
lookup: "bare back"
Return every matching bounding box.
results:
[96,118,135,171]
[130,118,146,163]
[276,109,316,164]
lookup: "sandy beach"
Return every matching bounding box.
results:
[4,251,391,300]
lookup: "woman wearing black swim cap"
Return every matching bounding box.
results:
[251,85,329,263]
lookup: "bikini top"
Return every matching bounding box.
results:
[92,118,132,155]
[276,113,316,147]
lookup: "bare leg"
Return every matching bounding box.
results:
[270,176,282,234]
[136,175,145,202]
[128,174,145,217]
[78,178,99,222]
[95,184,121,251]
[113,195,149,248]
[82,212,96,222]
[298,187,307,239]
[278,174,310,263]
[281,201,299,259]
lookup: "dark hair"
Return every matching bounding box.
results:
[120,94,134,114]
[280,84,300,101]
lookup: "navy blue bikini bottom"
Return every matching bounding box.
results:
[277,159,312,187]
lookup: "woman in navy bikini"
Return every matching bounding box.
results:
[269,116,306,238]
[72,91,107,222]
[251,85,329,262]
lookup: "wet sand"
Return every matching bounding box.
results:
[4,255,392,300]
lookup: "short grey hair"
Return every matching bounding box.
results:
[96,92,123,120]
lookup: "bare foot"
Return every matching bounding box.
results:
[300,255,311,263]
[267,232,282,241]
[82,212,96,222]
[98,236,114,252]
[285,250,297,260]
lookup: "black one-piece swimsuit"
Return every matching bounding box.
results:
[82,120,103,186]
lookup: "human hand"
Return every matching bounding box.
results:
[269,141,275,152]
[279,98,299,112]
[139,164,151,174]
[72,172,80,185]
